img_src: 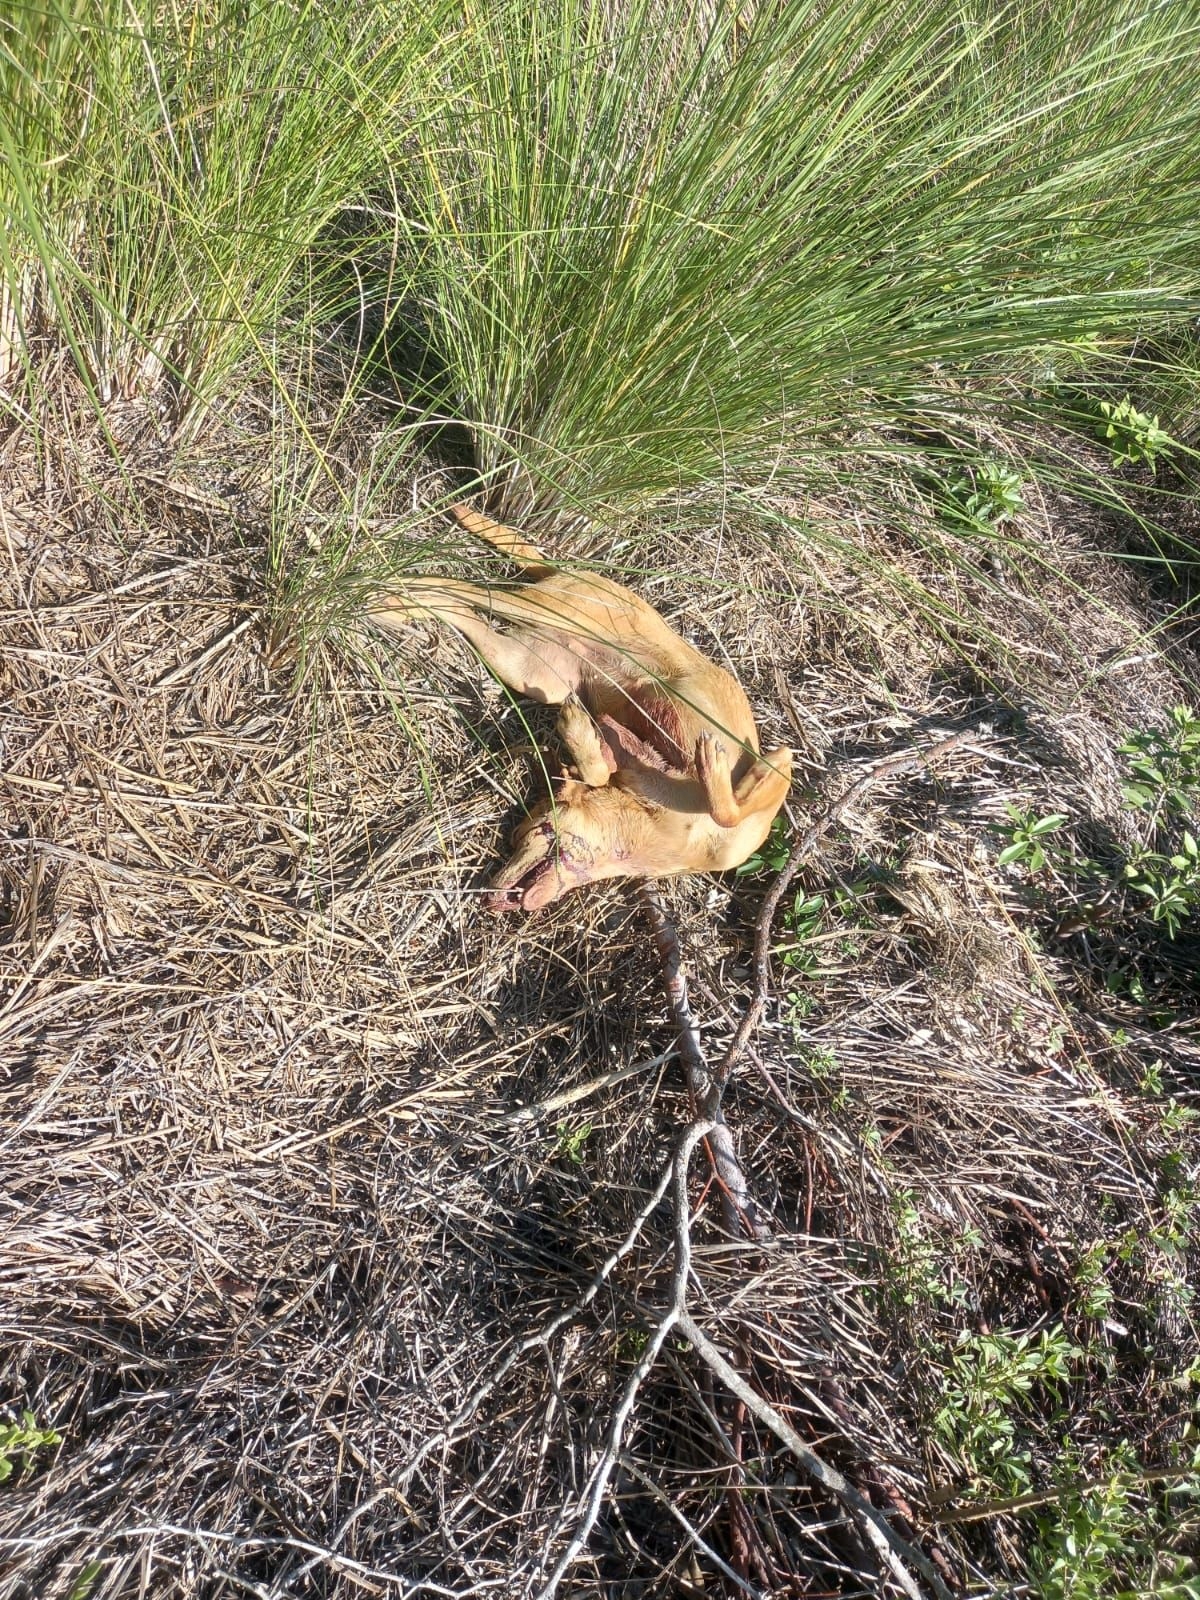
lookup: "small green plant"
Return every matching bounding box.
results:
[1106,965,1148,1004]
[1123,833,1200,938]
[940,457,1025,530]
[784,988,817,1023]
[553,1120,593,1165]
[736,814,790,876]
[0,1411,60,1483]
[1139,1060,1165,1094]
[886,1191,954,1310]
[1029,1459,1200,1600]
[616,1326,649,1362]
[997,806,1069,872]
[1073,1242,1115,1320]
[804,1045,840,1082]
[934,1326,1081,1495]
[1160,1099,1197,1137]
[772,877,877,981]
[68,1563,103,1600]
[1152,1177,1197,1263]
[1096,395,1178,470]
[1120,709,1200,818]
[777,892,828,975]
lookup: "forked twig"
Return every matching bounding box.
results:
[533,1109,951,1600]
[534,1118,714,1598]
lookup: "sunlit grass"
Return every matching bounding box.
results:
[0,0,461,425]
[381,0,1199,529]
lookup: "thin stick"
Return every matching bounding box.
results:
[717,727,984,1083]
[629,733,984,1597]
[534,1119,714,1598]
[617,1453,766,1599]
[640,883,771,1241]
[676,1312,953,1600]
[933,1463,1200,1525]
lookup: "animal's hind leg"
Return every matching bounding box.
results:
[694,732,793,827]
[369,580,581,704]
[733,746,793,817]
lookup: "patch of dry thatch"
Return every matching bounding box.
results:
[2,386,1198,1598]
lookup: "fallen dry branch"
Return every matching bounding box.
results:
[640,883,771,1241]
[532,1102,949,1600]
[535,1117,716,1598]
[676,1312,953,1600]
[629,733,989,1597]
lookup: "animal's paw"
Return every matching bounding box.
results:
[695,728,729,782]
[557,691,591,738]
[557,693,611,785]
[696,730,741,826]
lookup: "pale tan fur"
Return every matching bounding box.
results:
[369,504,793,911]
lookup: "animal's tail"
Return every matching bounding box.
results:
[450,502,547,570]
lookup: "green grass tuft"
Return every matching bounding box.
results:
[378,0,1200,527]
[0,0,460,424]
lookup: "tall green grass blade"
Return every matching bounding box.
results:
[388,0,1200,527]
[1,0,465,423]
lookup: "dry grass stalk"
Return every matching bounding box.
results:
[716,726,988,1085]
[2,378,1199,1598]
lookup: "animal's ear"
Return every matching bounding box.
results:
[733,747,793,817]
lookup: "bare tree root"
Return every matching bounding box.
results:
[623,731,985,1597]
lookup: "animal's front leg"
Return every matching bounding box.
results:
[556,693,612,786]
[694,730,740,827]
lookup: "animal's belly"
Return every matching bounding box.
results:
[586,689,689,773]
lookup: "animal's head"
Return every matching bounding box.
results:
[484,781,649,913]
[484,766,788,913]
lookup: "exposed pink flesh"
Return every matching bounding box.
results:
[483,855,557,915]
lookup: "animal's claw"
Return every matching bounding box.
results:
[557,691,589,730]
[695,728,728,776]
